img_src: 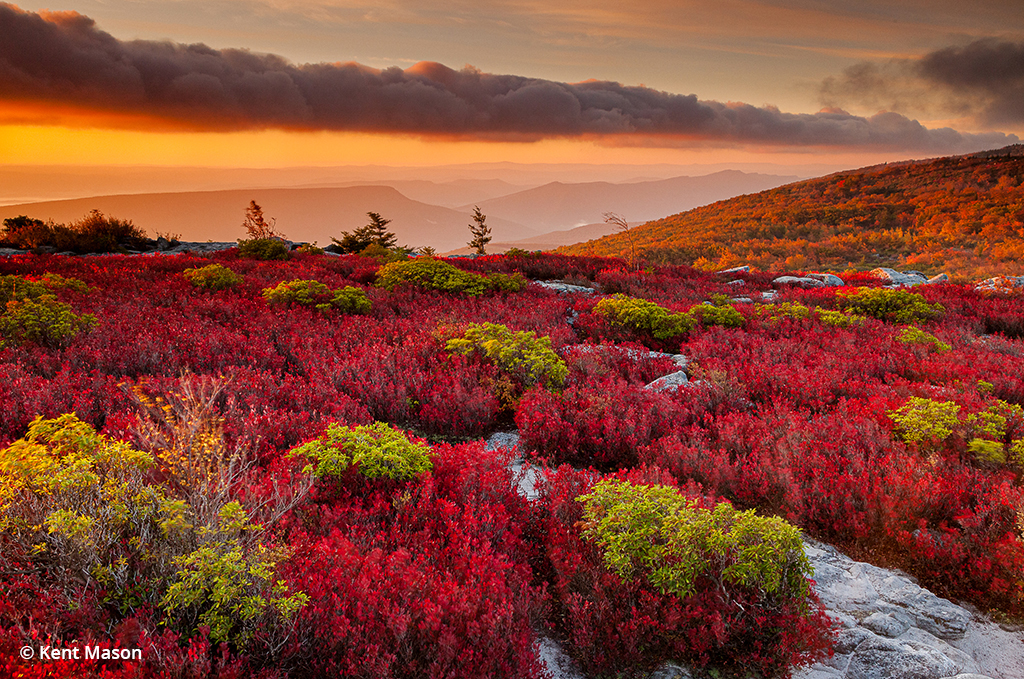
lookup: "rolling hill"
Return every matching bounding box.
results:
[0,186,537,252]
[464,170,799,232]
[560,146,1024,279]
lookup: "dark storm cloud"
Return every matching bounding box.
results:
[0,3,1015,151]
[821,39,1024,128]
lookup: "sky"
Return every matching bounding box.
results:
[1,0,1022,169]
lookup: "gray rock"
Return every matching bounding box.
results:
[761,290,779,301]
[938,675,996,679]
[805,272,846,286]
[869,267,928,286]
[730,297,753,303]
[485,431,520,452]
[647,662,693,679]
[926,273,949,284]
[533,281,596,295]
[846,637,957,679]
[0,247,24,256]
[645,370,689,391]
[975,275,1024,291]
[726,279,745,286]
[773,275,827,287]
[863,611,912,638]
[717,265,750,274]
[879,582,970,640]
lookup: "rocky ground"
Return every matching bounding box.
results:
[490,433,1024,679]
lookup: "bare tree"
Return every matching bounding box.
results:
[242,200,281,239]
[604,212,636,270]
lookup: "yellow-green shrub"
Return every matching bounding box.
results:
[445,322,568,389]
[757,302,811,323]
[289,421,432,482]
[183,263,242,290]
[898,326,951,353]
[837,287,944,324]
[593,294,694,340]
[815,308,865,327]
[376,258,525,295]
[689,302,746,328]
[262,279,371,314]
[888,397,962,446]
[577,479,811,601]
[0,412,307,647]
[0,294,97,348]
[238,237,289,261]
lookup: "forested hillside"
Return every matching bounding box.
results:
[561,146,1024,279]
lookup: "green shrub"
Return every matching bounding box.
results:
[238,238,290,261]
[182,264,242,291]
[888,397,962,445]
[898,326,951,353]
[0,294,97,348]
[376,258,524,295]
[0,411,308,647]
[485,272,528,293]
[593,294,694,340]
[161,537,308,645]
[261,279,371,314]
[288,421,432,482]
[689,302,746,328]
[295,242,324,255]
[757,302,811,322]
[577,479,811,601]
[837,287,944,323]
[1,273,90,304]
[445,322,567,389]
[815,308,864,327]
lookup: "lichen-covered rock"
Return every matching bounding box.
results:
[533,281,596,295]
[644,370,689,391]
[869,267,929,286]
[805,272,846,286]
[845,637,957,679]
[774,275,827,287]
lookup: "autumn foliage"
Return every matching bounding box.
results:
[0,247,1023,677]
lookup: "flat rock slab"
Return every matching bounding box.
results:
[533,281,596,295]
[774,275,827,287]
[869,267,928,286]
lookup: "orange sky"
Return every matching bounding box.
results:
[1,1,1022,169]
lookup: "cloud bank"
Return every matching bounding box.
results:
[821,39,1024,129]
[0,3,1016,152]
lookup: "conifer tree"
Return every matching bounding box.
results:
[468,206,491,255]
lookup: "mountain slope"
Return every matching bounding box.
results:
[560,147,1024,278]
[0,186,537,251]
[463,170,799,232]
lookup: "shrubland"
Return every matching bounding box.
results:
[0,247,1023,676]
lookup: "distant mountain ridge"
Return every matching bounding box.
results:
[0,186,537,252]
[464,170,799,232]
[560,147,1024,279]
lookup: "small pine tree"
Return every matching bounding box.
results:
[333,212,398,254]
[468,206,491,255]
[242,201,280,239]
